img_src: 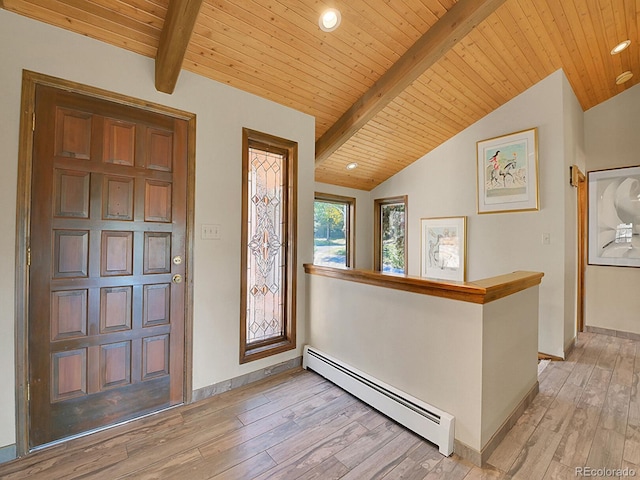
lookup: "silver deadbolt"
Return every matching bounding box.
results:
[172,274,183,284]
[173,256,183,265]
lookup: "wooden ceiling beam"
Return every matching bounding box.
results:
[315,0,507,165]
[155,0,203,94]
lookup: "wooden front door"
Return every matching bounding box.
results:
[28,84,188,448]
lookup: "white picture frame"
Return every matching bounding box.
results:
[588,166,640,267]
[420,216,467,282]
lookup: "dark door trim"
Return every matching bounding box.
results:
[14,70,196,456]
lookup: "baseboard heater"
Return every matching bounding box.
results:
[303,346,454,456]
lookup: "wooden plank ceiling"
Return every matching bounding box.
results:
[3,0,638,191]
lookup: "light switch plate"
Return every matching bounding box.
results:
[202,224,221,240]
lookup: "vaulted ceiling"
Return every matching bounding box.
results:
[3,0,638,190]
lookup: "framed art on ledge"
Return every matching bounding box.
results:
[420,216,466,282]
[476,128,539,214]
[588,166,640,267]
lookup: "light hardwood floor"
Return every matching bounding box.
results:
[0,331,636,479]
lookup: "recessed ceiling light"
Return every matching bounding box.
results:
[319,8,341,32]
[611,40,631,55]
[615,71,633,85]
[346,162,358,170]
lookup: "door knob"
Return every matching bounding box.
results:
[172,274,183,284]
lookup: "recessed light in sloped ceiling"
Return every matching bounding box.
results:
[319,8,341,32]
[610,40,633,85]
[611,40,631,55]
[616,71,634,85]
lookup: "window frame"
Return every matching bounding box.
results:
[240,128,297,364]
[313,192,356,268]
[374,195,408,273]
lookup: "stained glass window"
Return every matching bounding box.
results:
[240,129,297,363]
[246,146,285,343]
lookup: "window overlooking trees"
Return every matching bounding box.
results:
[374,196,407,274]
[314,193,355,268]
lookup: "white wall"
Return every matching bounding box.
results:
[0,10,315,449]
[370,70,578,357]
[314,182,373,270]
[584,82,640,334]
[306,273,539,454]
[307,274,483,449]
[481,287,538,446]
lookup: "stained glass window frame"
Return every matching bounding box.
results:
[240,129,297,364]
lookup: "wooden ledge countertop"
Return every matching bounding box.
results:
[303,264,544,305]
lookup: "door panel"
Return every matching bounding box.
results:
[103,119,136,166]
[55,108,92,159]
[103,176,135,220]
[29,84,187,448]
[54,170,91,218]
